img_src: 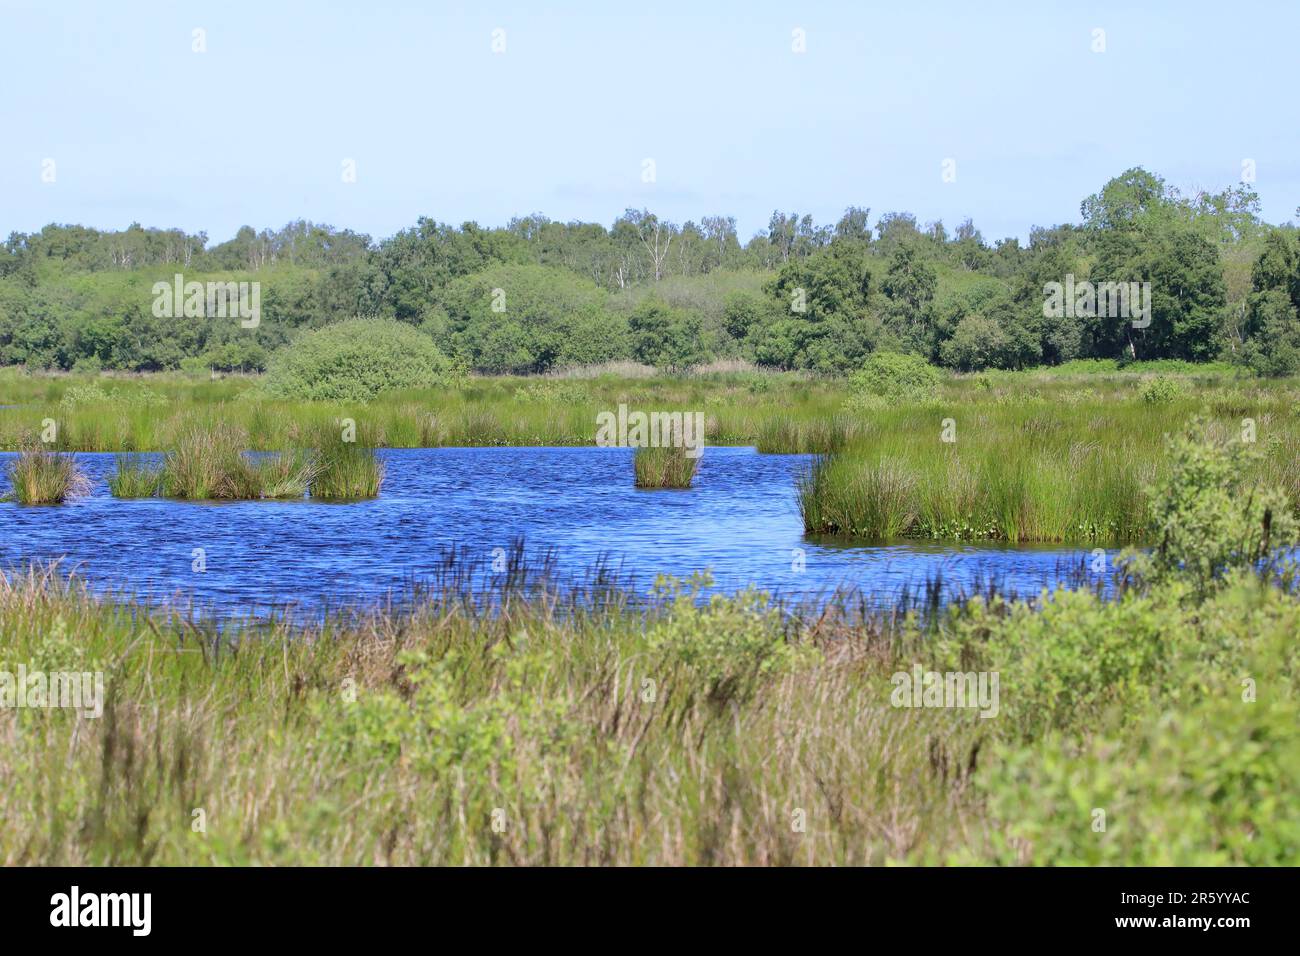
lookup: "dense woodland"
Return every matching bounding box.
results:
[2,167,1298,376]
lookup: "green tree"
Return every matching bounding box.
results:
[628,298,706,371]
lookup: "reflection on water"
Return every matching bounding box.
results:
[1,447,1110,617]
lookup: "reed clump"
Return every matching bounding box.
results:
[309,425,385,499]
[154,424,317,500]
[3,449,91,504]
[107,454,163,498]
[633,445,699,489]
[798,399,1209,542]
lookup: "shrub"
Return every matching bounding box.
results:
[939,315,1011,372]
[58,383,111,409]
[264,319,457,401]
[628,298,708,372]
[1121,420,1299,598]
[646,575,815,694]
[512,381,591,405]
[977,686,1300,865]
[1137,375,1186,404]
[849,350,942,401]
[316,646,578,777]
[945,574,1300,865]
[934,588,1187,739]
[56,382,167,410]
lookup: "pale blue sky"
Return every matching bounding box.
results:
[2,0,1297,244]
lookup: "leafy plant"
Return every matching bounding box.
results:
[264,319,458,401]
[1121,420,1299,597]
[849,350,943,401]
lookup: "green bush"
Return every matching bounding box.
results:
[939,315,1011,372]
[978,693,1300,865]
[646,575,815,693]
[316,646,578,777]
[849,350,942,401]
[936,587,1187,739]
[264,319,457,401]
[1136,374,1186,404]
[1121,421,1299,598]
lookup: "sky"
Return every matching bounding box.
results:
[2,0,1298,246]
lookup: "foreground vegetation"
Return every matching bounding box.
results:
[0,426,1295,865]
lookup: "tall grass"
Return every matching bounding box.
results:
[159,424,247,499]
[154,425,317,500]
[310,426,384,499]
[798,455,916,538]
[253,449,319,499]
[5,365,1294,456]
[756,414,858,454]
[633,445,699,488]
[0,368,846,451]
[107,453,162,497]
[3,449,91,504]
[0,552,1294,865]
[799,400,1225,542]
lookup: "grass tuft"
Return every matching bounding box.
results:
[157,425,318,500]
[310,426,385,499]
[4,449,91,504]
[108,453,163,498]
[633,445,699,489]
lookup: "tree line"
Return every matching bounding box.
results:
[1,167,1297,376]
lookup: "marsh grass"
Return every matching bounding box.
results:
[756,414,858,454]
[9,365,1293,458]
[633,445,699,489]
[0,546,1295,866]
[798,395,1249,542]
[107,454,162,498]
[254,449,319,499]
[3,449,91,504]
[159,424,247,499]
[801,445,1154,543]
[799,455,916,538]
[154,425,318,500]
[310,426,384,499]
[5,367,1299,526]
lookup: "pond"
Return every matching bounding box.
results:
[1,447,1107,617]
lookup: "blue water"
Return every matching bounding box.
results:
[1,447,1103,616]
